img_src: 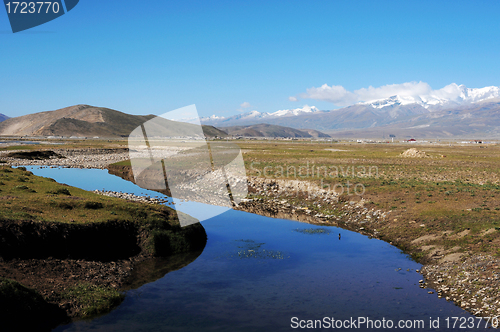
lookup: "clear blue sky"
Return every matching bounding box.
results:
[2,0,500,118]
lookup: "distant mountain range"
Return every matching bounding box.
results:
[4,83,500,140]
[201,84,500,138]
[220,123,329,138]
[333,99,500,139]
[360,84,500,110]
[0,105,227,138]
[201,105,322,126]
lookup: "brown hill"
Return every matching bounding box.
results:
[0,105,227,138]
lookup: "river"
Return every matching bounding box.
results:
[24,167,486,331]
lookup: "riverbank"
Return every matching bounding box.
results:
[236,176,500,318]
[239,141,500,319]
[0,164,207,330]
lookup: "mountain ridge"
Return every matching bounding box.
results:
[0,105,227,138]
[201,84,500,138]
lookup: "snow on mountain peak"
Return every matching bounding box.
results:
[247,110,262,117]
[201,105,320,123]
[269,105,320,117]
[362,84,500,109]
[200,84,500,125]
[365,95,421,108]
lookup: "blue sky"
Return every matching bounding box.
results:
[2,0,500,118]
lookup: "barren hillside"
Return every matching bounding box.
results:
[0,105,226,138]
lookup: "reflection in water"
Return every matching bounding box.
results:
[123,250,205,291]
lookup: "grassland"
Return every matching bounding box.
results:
[104,139,500,259]
[0,277,66,331]
[0,166,158,225]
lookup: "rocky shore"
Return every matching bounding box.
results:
[421,255,500,317]
[93,190,170,204]
[0,148,129,169]
[238,176,389,234]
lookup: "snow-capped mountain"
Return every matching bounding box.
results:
[361,84,500,110]
[201,84,500,138]
[203,85,500,126]
[200,105,321,125]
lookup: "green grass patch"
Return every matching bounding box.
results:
[0,165,206,259]
[109,159,132,167]
[0,278,48,314]
[84,201,104,209]
[0,166,179,225]
[47,188,71,195]
[61,283,124,318]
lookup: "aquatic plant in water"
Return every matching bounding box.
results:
[293,228,331,235]
[217,239,288,260]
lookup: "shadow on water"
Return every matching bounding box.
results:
[122,250,205,291]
